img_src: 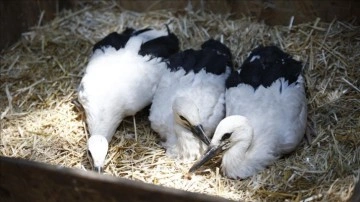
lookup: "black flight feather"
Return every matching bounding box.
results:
[226,45,302,89]
[92,26,180,60]
[138,29,180,59]
[92,28,135,52]
[167,39,233,75]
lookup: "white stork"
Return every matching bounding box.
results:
[78,27,179,172]
[189,45,307,179]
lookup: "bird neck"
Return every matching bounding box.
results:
[228,134,253,159]
[221,129,254,178]
[174,124,206,160]
[87,115,124,142]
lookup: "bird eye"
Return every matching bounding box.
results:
[179,115,187,121]
[178,115,191,128]
[221,132,232,141]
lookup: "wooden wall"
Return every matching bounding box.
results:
[117,0,360,25]
[0,156,233,202]
[1,0,359,50]
[0,0,74,50]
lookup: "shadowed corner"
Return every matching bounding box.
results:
[0,185,11,200]
[349,179,360,202]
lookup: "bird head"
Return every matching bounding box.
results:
[77,59,126,140]
[87,135,109,173]
[189,115,253,173]
[172,96,210,145]
[78,61,126,172]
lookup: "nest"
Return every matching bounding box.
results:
[1,1,359,201]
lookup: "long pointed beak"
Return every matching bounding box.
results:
[190,124,211,145]
[189,144,221,173]
[94,166,103,173]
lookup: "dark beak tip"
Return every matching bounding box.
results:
[188,145,220,174]
[192,125,210,145]
[188,167,197,173]
[204,137,211,145]
[94,166,103,173]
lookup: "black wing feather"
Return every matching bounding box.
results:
[226,45,302,89]
[92,28,135,52]
[167,49,197,73]
[138,32,180,59]
[167,39,233,75]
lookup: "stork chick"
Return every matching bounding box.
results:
[149,39,233,161]
[78,27,179,172]
[189,45,307,179]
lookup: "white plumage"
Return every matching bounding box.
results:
[78,27,179,172]
[149,39,233,161]
[189,45,307,179]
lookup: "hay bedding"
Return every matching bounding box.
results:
[0,1,359,201]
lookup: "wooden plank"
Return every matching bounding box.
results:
[350,179,360,202]
[0,156,234,202]
[235,0,360,25]
[116,0,360,25]
[0,0,74,50]
[1,0,359,50]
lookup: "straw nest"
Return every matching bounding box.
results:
[1,1,359,201]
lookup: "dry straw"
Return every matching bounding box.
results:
[1,1,359,201]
